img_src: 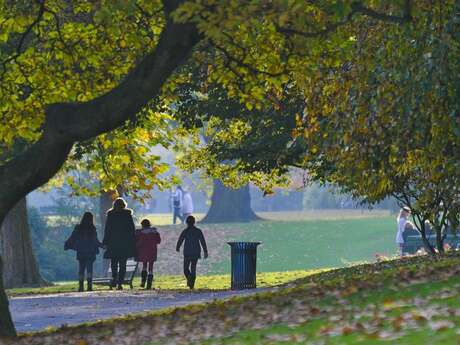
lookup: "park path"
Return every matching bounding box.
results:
[10,289,263,333]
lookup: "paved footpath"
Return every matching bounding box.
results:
[10,289,263,333]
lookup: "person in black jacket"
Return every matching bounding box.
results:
[102,197,136,290]
[65,212,103,292]
[176,215,208,289]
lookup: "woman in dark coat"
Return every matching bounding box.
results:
[65,212,102,292]
[102,197,136,290]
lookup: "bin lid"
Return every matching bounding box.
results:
[227,241,261,247]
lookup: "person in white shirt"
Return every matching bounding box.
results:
[171,186,184,225]
[181,190,194,223]
[396,207,415,256]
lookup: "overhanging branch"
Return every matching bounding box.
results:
[276,1,412,39]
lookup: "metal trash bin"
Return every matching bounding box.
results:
[227,241,261,290]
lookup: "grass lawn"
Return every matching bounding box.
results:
[202,271,460,344]
[139,210,397,276]
[7,269,326,296]
[10,252,460,345]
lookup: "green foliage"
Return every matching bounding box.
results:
[55,112,177,201]
[167,1,460,253]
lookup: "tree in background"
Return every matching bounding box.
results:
[181,1,459,253]
[0,0,421,336]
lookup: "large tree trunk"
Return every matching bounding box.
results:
[0,198,45,289]
[0,7,201,336]
[201,181,259,223]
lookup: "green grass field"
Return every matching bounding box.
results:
[211,213,396,273]
[14,253,460,345]
[7,269,326,296]
[142,210,397,276]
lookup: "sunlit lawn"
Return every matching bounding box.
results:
[7,269,327,296]
[144,210,396,275]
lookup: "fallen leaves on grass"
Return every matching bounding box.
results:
[6,253,460,345]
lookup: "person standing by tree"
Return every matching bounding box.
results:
[182,190,194,223]
[103,198,136,290]
[135,219,161,289]
[64,212,103,292]
[396,207,415,256]
[171,186,184,225]
[176,215,208,289]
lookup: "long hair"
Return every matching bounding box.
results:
[77,212,96,236]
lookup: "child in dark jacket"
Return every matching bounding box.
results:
[65,212,103,292]
[135,219,161,289]
[176,215,208,289]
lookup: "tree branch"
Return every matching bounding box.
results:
[352,1,412,24]
[1,0,46,78]
[276,1,412,39]
[0,4,201,219]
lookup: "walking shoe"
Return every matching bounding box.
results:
[110,274,118,290]
[87,278,93,292]
[140,271,147,288]
[117,284,123,290]
[78,280,84,292]
[189,275,196,290]
[146,274,153,290]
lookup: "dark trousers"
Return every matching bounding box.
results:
[141,261,155,273]
[78,259,94,280]
[173,207,183,225]
[110,257,127,284]
[183,257,198,288]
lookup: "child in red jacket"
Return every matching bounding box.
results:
[135,219,161,289]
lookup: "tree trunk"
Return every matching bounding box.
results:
[0,198,45,289]
[0,4,201,336]
[419,223,436,255]
[201,181,260,223]
[0,256,15,338]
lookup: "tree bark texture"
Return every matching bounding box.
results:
[0,198,44,289]
[201,181,260,224]
[0,4,201,337]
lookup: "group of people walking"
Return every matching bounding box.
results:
[65,197,207,292]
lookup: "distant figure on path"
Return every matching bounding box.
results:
[135,219,161,289]
[396,206,415,256]
[181,190,194,223]
[176,216,208,289]
[171,186,184,225]
[103,197,136,290]
[64,212,103,292]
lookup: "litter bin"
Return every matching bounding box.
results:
[227,242,261,290]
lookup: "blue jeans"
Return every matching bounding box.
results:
[173,207,183,224]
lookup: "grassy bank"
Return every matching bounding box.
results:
[7,252,460,345]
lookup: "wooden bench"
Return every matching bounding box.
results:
[402,233,460,254]
[93,260,138,289]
